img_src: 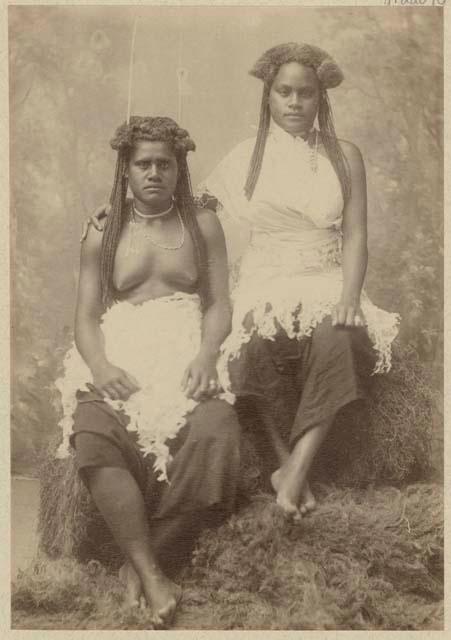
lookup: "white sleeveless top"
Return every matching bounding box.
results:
[199,121,399,374]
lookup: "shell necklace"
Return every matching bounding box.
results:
[296,128,318,174]
[127,203,185,255]
[308,129,319,174]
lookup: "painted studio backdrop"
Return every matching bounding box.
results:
[10,6,443,471]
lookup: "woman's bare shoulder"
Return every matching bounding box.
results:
[194,207,225,241]
[338,139,364,166]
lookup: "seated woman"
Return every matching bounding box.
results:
[55,116,240,627]
[197,43,399,519]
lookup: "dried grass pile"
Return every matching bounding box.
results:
[183,482,443,630]
[13,483,443,630]
[12,557,120,616]
[11,557,149,630]
[38,447,120,566]
[319,342,439,484]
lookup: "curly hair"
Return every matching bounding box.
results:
[110,116,196,157]
[249,42,344,89]
[245,43,351,202]
[100,116,207,307]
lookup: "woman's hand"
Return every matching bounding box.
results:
[92,362,141,401]
[331,299,366,328]
[181,351,219,401]
[80,204,111,242]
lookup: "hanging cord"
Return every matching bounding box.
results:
[176,19,184,124]
[126,17,138,124]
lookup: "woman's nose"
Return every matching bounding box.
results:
[288,94,302,108]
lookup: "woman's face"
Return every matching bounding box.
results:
[127,140,178,211]
[268,62,320,137]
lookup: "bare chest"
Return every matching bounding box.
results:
[113,220,199,293]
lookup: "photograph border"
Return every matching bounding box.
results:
[1,0,449,637]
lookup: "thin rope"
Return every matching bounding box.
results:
[176,21,184,123]
[177,70,183,125]
[126,17,138,124]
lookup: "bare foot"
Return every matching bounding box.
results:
[140,570,181,628]
[119,562,145,609]
[271,468,302,521]
[299,482,316,515]
[271,467,316,521]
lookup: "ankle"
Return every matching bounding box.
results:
[126,552,163,580]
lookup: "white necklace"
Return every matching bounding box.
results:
[127,205,185,255]
[133,199,174,219]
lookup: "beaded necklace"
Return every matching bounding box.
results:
[126,204,185,255]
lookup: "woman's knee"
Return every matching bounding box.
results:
[312,316,365,353]
[187,399,241,445]
[307,316,374,385]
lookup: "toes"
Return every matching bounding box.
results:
[152,602,176,629]
[270,469,281,492]
[284,506,302,523]
[300,484,316,514]
[302,492,316,513]
[299,498,315,514]
[276,494,302,521]
[160,600,177,620]
[151,614,165,630]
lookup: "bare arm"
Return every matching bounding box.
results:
[75,226,140,399]
[182,208,232,400]
[332,141,368,327]
[75,226,108,368]
[198,208,232,355]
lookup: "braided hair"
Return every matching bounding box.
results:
[244,43,351,202]
[100,116,208,307]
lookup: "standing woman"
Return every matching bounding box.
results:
[198,43,399,519]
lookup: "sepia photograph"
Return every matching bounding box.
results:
[9,2,445,631]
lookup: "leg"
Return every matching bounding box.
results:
[71,396,180,625]
[84,465,181,627]
[234,331,318,512]
[272,317,373,519]
[271,414,333,520]
[118,562,144,609]
[149,399,241,521]
[252,398,316,512]
[144,398,241,575]
[72,394,240,607]
[229,329,301,481]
